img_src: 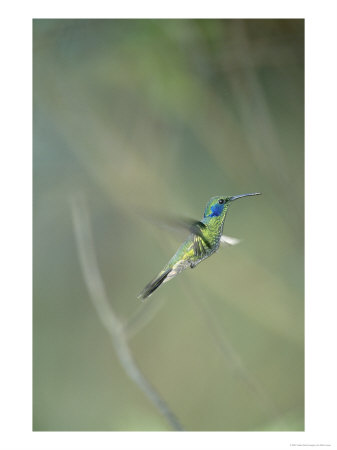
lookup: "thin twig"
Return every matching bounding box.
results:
[70,194,183,431]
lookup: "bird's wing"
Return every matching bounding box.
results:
[189,221,211,249]
[193,234,210,259]
[220,235,241,246]
[136,208,214,253]
[140,210,212,248]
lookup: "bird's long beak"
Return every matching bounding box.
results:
[228,192,261,202]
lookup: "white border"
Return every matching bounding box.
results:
[1,1,336,449]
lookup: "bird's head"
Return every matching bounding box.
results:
[203,193,261,220]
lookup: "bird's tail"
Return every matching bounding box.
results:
[137,268,172,300]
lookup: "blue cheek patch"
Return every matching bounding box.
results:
[208,204,223,217]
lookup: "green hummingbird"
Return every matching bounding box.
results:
[138,193,261,300]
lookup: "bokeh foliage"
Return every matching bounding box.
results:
[33,19,304,431]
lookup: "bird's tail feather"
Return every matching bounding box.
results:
[137,268,172,300]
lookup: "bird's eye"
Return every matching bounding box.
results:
[218,199,224,204]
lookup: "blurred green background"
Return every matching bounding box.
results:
[33,19,304,431]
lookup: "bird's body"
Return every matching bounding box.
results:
[138,193,260,300]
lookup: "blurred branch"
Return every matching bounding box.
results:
[70,194,183,431]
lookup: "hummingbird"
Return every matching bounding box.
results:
[138,193,261,300]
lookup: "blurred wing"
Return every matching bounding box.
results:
[189,221,211,248]
[220,235,241,246]
[193,234,209,259]
[140,211,211,248]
